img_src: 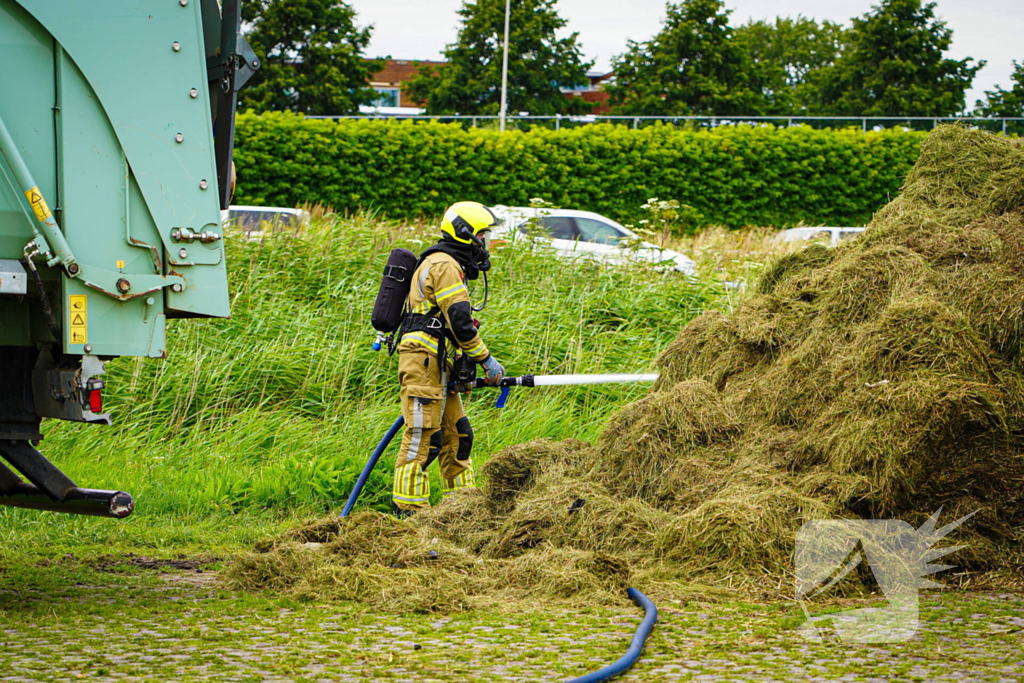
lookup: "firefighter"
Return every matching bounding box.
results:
[392,202,505,513]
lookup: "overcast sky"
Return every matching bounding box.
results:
[351,0,1022,109]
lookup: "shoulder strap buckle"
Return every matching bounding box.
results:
[384,264,408,282]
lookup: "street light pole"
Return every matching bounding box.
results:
[499,0,511,132]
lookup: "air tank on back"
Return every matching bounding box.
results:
[0,0,257,518]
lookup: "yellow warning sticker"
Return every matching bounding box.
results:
[24,186,52,222]
[69,295,87,345]
[116,260,125,269]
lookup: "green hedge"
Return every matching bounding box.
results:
[232,111,925,228]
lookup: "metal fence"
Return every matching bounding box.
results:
[305,114,1024,135]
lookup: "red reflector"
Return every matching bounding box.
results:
[89,389,102,413]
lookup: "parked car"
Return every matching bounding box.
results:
[490,206,697,276]
[778,226,865,247]
[221,205,308,237]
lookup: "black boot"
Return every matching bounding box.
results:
[392,504,416,519]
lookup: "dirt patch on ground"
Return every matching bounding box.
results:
[88,554,221,573]
[229,126,1024,613]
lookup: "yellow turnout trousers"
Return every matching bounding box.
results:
[393,349,476,510]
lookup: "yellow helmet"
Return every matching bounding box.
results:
[441,201,499,244]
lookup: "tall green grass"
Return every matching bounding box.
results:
[3,214,720,531]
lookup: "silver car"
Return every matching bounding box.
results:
[778,226,865,247]
[221,205,308,238]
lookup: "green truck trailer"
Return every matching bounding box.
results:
[0,0,256,518]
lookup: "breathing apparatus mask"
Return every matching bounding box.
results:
[447,215,492,277]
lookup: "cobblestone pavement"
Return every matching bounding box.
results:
[0,568,1022,682]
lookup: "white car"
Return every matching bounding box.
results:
[778,226,865,247]
[490,206,697,276]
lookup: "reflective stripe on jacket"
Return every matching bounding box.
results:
[397,251,489,362]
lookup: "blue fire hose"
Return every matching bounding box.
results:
[340,382,659,681]
[339,378,519,519]
[339,414,404,518]
[340,374,658,518]
[340,414,659,681]
[564,587,658,682]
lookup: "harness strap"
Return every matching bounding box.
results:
[402,307,446,338]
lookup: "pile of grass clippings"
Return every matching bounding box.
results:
[229,126,1024,612]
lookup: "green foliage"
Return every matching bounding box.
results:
[239,0,382,115]
[232,111,925,228]
[601,1,985,117]
[734,16,849,114]
[34,215,714,517]
[974,61,1024,118]
[606,0,762,115]
[403,0,592,115]
[813,0,983,116]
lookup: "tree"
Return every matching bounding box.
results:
[734,16,848,114]
[813,0,982,116]
[605,0,764,116]
[404,0,592,116]
[974,61,1024,118]
[239,0,382,115]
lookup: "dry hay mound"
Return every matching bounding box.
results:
[230,126,1024,611]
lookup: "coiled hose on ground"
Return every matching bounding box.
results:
[341,415,659,682]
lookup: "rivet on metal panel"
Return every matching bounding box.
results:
[172,41,181,52]
[171,283,183,293]
[190,88,198,99]
[174,133,184,143]
[84,344,92,353]
[180,0,188,5]
[179,248,188,259]
[199,180,208,190]
[116,278,131,294]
